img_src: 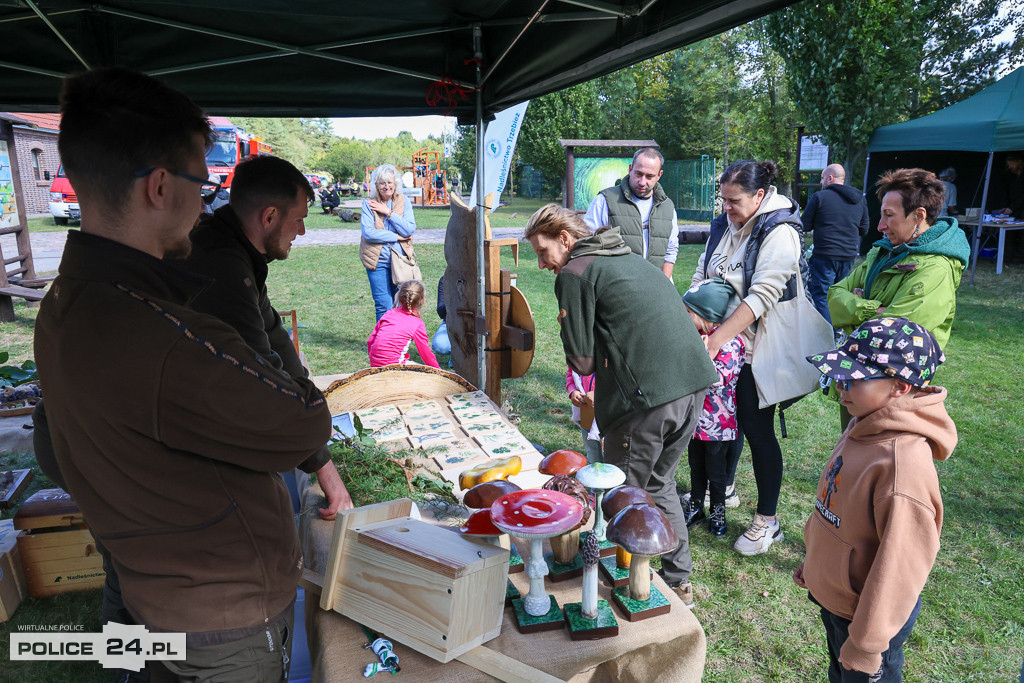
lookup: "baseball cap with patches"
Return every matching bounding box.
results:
[805,317,945,387]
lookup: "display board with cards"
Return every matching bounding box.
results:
[333,390,548,498]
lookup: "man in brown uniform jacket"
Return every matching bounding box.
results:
[34,68,332,681]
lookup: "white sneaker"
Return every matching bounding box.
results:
[733,514,783,556]
[700,485,740,509]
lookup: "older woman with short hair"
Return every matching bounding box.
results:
[828,168,970,429]
[829,168,970,351]
[360,164,417,320]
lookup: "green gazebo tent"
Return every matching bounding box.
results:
[867,66,1024,283]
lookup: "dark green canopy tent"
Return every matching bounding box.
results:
[0,0,794,384]
[867,66,1024,284]
[869,66,1024,153]
[0,0,793,119]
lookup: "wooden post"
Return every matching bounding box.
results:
[564,145,575,209]
[482,237,519,403]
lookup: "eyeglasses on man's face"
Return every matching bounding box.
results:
[134,167,222,201]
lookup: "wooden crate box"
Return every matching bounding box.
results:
[0,519,27,621]
[13,489,104,598]
[320,498,508,663]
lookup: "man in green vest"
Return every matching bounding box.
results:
[583,147,679,279]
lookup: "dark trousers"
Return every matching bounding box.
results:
[602,389,703,586]
[807,256,853,325]
[734,364,783,517]
[154,610,294,683]
[725,425,744,488]
[816,594,922,683]
[687,439,731,507]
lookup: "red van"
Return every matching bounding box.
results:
[48,164,79,225]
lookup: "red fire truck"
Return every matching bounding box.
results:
[206,123,273,187]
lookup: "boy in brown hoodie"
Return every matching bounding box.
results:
[795,317,956,682]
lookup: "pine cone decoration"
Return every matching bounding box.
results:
[581,526,600,568]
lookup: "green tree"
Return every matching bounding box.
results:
[764,0,1023,172]
[516,81,603,197]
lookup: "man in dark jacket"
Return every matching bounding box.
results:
[34,68,332,681]
[187,155,352,518]
[802,164,870,324]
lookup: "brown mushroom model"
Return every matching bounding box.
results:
[542,474,593,564]
[464,480,522,509]
[601,485,655,520]
[538,449,588,477]
[601,485,656,570]
[606,503,678,602]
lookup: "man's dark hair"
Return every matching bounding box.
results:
[632,147,664,169]
[58,68,212,215]
[230,156,314,217]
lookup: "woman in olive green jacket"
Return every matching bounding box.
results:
[828,168,971,352]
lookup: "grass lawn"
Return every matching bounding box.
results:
[302,194,553,231]
[1,241,1022,681]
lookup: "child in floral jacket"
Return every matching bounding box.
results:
[681,278,745,537]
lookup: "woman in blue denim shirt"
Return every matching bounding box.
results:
[360,164,418,320]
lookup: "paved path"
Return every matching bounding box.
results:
[19,222,708,276]
[18,227,529,275]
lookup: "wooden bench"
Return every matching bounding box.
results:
[0,284,45,302]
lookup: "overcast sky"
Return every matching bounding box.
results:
[331,115,457,141]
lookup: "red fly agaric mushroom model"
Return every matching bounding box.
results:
[491,489,584,632]
[606,503,678,621]
[463,480,525,573]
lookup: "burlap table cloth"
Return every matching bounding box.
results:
[300,485,706,682]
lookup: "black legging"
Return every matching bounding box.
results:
[733,364,783,517]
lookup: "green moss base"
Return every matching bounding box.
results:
[509,544,524,573]
[511,595,564,634]
[563,600,619,640]
[611,585,671,622]
[543,551,584,582]
[505,578,520,607]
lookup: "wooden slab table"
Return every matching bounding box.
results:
[299,485,706,682]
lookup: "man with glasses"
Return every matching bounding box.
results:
[34,68,331,681]
[185,155,352,518]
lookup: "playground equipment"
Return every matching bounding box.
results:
[365,147,450,208]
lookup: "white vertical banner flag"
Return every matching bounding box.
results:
[471,101,529,213]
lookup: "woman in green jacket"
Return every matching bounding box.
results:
[828,168,970,425]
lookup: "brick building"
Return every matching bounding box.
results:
[3,112,61,218]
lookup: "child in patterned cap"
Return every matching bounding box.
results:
[680,277,744,537]
[795,317,957,682]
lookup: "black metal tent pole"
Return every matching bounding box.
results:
[969,151,995,285]
[474,24,487,388]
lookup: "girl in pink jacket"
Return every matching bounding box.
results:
[367,280,440,368]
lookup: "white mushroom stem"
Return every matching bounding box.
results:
[523,537,551,617]
[550,529,580,565]
[581,563,599,620]
[497,534,511,550]
[628,555,652,602]
[593,489,608,541]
